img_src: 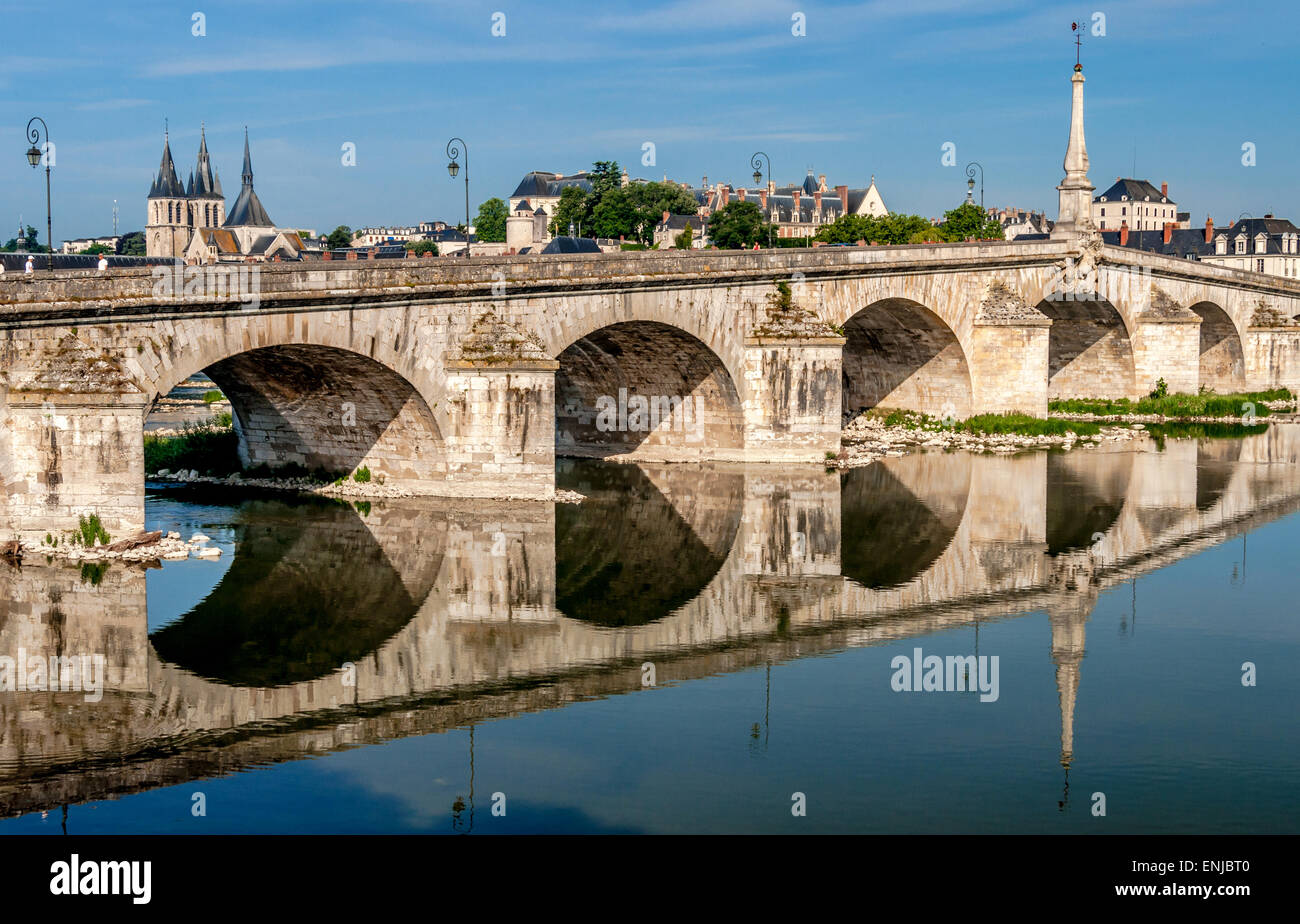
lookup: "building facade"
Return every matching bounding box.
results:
[1093,178,1180,232]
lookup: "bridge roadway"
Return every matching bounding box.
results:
[4,240,1300,537]
[1,426,1297,817]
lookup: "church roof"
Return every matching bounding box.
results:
[801,171,819,194]
[225,129,274,227]
[148,134,186,199]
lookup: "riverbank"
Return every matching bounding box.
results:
[833,409,1143,468]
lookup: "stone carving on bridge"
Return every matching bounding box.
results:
[1,332,141,396]
[1249,298,1298,328]
[446,309,558,370]
[1045,233,1104,302]
[1139,286,1200,322]
[975,280,1051,326]
[746,280,845,344]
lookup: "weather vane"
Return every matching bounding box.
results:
[1072,20,1083,71]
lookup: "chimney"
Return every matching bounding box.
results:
[814,190,822,217]
[792,190,801,220]
[760,189,768,210]
[722,185,730,206]
[1205,216,1214,244]
[817,173,827,192]
[662,210,670,224]
[1161,182,1168,198]
[1163,222,1173,245]
[738,187,746,202]
[1119,221,1129,246]
[836,185,849,214]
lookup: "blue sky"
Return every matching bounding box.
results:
[2,0,1297,243]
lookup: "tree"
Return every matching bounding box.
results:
[588,160,623,203]
[549,185,590,237]
[814,213,936,246]
[675,222,694,249]
[1,225,45,252]
[325,225,353,250]
[707,201,774,249]
[79,243,113,255]
[632,181,698,219]
[939,202,1005,242]
[474,198,508,243]
[405,240,439,255]
[116,231,146,256]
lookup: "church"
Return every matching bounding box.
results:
[146,126,305,262]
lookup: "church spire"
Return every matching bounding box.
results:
[148,126,185,199]
[240,126,253,187]
[1051,22,1096,240]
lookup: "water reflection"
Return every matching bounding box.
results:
[2,425,1299,825]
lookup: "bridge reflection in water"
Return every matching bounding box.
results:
[1,427,1299,819]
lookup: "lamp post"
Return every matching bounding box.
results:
[25,117,53,272]
[750,151,773,249]
[965,161,984,211]
[446,137,470,258]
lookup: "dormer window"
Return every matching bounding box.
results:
[1217,236,1228,255]
[1256,233,1269,254]
[1235,236,1247,254]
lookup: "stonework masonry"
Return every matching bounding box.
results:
[3,242,1300,536]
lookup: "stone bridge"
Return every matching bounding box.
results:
[1,427,1298,816]
[4,241,1300,538]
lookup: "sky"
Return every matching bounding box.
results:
[1,0,1297,244]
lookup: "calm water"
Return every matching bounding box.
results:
[1,429,1298,834]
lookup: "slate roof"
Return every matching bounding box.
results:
[540,236,601,254]
[148,135,186,198]
[1102,218,1300,259]
[190,126,223,199]
[225,130,274,227]
[1094,178,1171,203]
[510,171,592,199]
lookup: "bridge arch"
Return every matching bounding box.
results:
[1188,300,1246,392]
[553,320,745,460]
[139,334,448,485]
[1034,295,1137,400]
[840,297,974,419]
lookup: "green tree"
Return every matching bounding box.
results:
[675,222,694,249]
[549,185,590,237]
[2,225,45,252]
[707,201,773,249]
[116,231,146,256]
[588,161,623,203]
[939,201,1005,242]
[814,212,937,246]
[632,180,699,219]
[405,239,439,255]
[79,243,113,255]
[474,198,509,243]
[325,225,353,250]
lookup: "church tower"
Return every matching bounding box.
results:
[145,129,190,258]
[186,123,225,230]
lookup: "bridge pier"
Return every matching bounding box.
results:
[1132,310,1202,396]
[2,392,147,541]
[741,337,845,462]
[441,361,558,498]
[969,317,1052,415]
[1244,326,1300,393]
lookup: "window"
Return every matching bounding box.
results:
[1121,207,1127,216]
[1236,237,1246,254]
[1257,259,1265,272]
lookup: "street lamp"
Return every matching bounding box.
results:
[750,151,773,249]
[965,161,984,211]
[446,137,470,258]
[25,117,53,272]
